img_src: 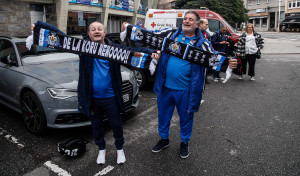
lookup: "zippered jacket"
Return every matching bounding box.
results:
[153,26,216,112]
[236,32,264,59]
[211,30,228,54]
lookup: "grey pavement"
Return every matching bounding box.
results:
[256,32,300,54]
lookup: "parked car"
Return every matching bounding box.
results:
[0,36,139,134]
[106,33,156,89]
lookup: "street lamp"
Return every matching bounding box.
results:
[278,0,282,32]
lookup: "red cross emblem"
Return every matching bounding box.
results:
[151,22,156,28]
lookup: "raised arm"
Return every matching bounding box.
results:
[33,21,65,35]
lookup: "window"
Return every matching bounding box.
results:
[249,0,252,6]
[0,39,17,66]
[138,0,147,15]
[30,4,44,12]
[208,19,222,33]
[289,0,300,8]
[255,19,260,27]
[176,18,183,28]
[262,18,267,27]
[257,0,260,5]
[266,0,269,3]
[67,11,101,35]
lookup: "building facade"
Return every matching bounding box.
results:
[157,0,175,9]
[285,0,300,16]
[0,0,158,37]
[244,0,285,31]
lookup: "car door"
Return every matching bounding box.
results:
[0,39,24,108]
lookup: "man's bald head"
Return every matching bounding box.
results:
[199,19,208,31]
[88,21,107,43]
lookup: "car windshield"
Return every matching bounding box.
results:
[16,42,62,58]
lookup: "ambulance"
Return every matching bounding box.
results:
[144,8,240,43]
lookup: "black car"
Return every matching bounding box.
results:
[106,33,156,89]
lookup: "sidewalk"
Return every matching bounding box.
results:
[261,37,300,55]
[235,30,300,55]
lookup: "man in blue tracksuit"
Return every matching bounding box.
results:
[124,12,237,158]
[32,21,154,165]
[211,26,230,82]
[151,11,214,158]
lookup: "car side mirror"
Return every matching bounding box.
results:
[1,55,16,65]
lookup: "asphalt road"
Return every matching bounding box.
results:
[0,33,299,176]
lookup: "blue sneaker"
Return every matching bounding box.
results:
[152,139,170,152]
[180,142,189,158]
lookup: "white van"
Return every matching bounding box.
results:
[144,9,239,43]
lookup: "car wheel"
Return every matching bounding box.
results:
[21,91,47,134]
[131,68,146,89]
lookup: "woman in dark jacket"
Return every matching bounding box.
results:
[236,23,264,81]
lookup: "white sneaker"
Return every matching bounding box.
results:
[213,78,218,82]
[117,149,126,164]
[218,77,225,81]
[238,76,243,80]
[97,149,106,165]
[250,77,255,81]
[222,79,228,83]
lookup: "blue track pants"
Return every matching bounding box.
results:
[157,87,194,143]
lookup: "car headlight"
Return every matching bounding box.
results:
[47,88,77,99]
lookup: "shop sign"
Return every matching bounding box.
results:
[256,9,266,13]
[249,13,269,17]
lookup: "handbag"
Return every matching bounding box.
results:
[256,50,261,59]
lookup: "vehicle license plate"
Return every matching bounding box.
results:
[123,94,130,102]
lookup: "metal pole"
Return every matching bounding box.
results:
[278,0,281,31]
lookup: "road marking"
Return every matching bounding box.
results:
[291,39,297,41]
[136,105,156,118]
[94,165,114,176]
[0,127,24,148]
[44,161,72,176]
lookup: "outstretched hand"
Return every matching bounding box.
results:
[31,24,35,31]
[121,22,129,32]
[151,52,160,60]
[228,59,237,69]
